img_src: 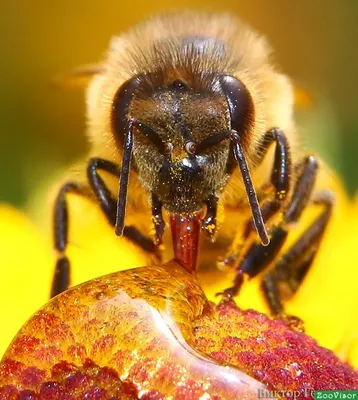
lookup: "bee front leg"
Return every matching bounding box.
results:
[52,182,92,298]
[51,157,157,298]
[221,155,320,306]
[87,158,156,253]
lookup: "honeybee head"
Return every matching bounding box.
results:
[111,72,268,245]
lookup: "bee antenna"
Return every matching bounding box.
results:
[230,131,270,246]
[115,120,134,236]
[112,74,148,236]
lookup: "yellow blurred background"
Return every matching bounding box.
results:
[0,0,357,213]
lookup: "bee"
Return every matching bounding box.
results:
[52,11,333,319]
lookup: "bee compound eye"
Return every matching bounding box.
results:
[164,142,174,154]
[219,75,254,139]
[185,141,197,155]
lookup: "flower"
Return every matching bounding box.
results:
[0,172,357,397]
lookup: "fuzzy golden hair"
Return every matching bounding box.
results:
[87,11,295,160]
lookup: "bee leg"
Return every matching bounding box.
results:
[52,182,92,298]
[259,127,292,201]
[220,155,318,301]
[87,157,156,253]
[261,190,334,318]
[51,158,157,298]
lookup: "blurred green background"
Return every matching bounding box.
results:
[1,0,357,213]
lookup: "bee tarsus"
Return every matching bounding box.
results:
[51,256,70,298]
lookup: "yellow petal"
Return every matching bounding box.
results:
[0,205,52,356]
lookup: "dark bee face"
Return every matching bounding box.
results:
[111,71,260,245]
[129,85,232,213]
